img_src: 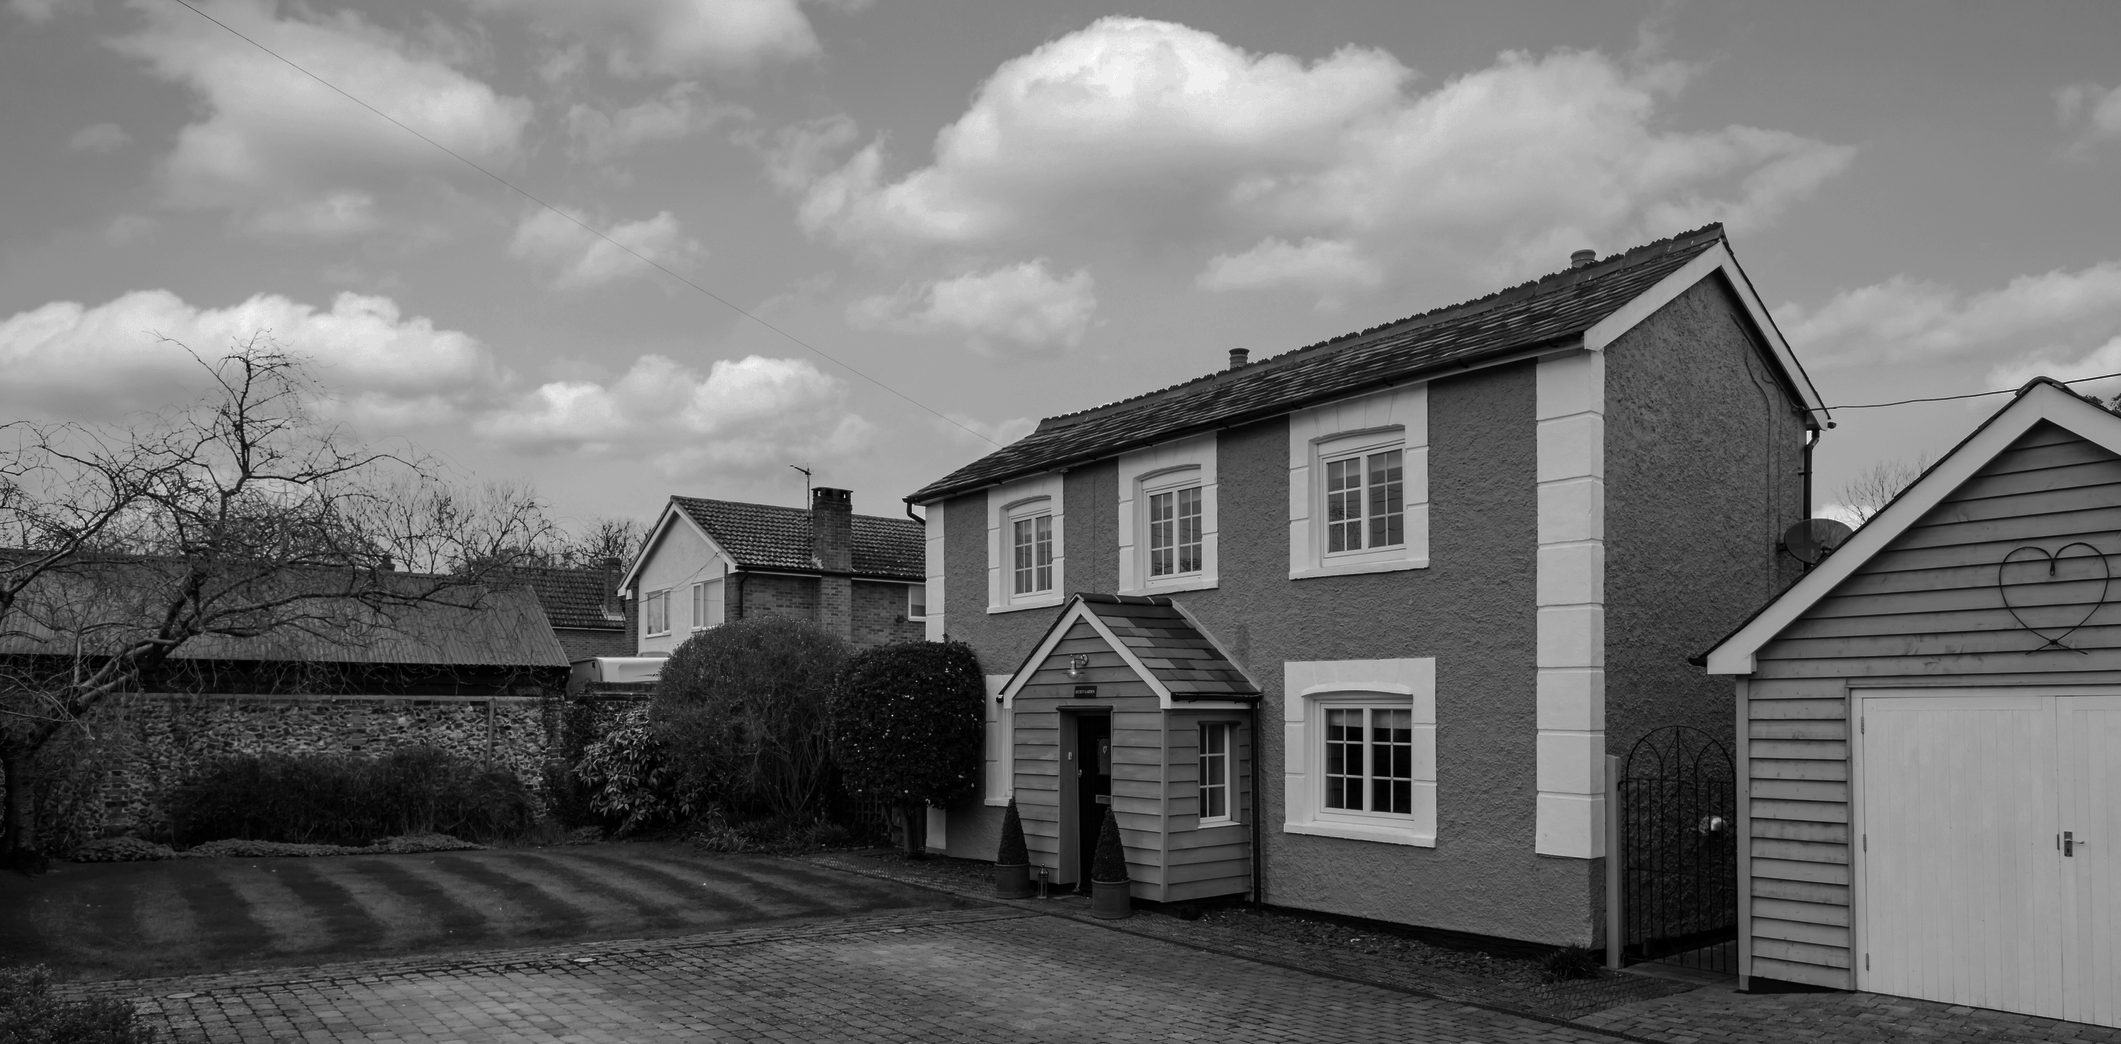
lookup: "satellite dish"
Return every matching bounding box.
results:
[1782,518,1854,565]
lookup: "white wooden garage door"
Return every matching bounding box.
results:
[1858,694,2118,1027]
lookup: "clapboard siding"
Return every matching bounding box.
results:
[1737,423,2121,990]
[1156,709,1253,900]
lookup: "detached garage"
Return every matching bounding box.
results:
[1705,378,2119,1028]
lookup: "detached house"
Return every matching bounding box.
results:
[621,488,926,652]
[908,225,1826,949]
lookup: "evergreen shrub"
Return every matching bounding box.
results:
[0,965,154,1043]
[1091,807,1128,883]
[996,797,1029,866]
[167,746,535,847]
[653,617,849,822]
[828,640,984,851]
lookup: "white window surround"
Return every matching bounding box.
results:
[1118,435,1218,595]
[1283,658,1437,847]
[987,475,1065,614]
[1289,385,1429,580]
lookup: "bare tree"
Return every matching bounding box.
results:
[554,516,650,570]
[1835,455,1933,524]
[0,339,546,861]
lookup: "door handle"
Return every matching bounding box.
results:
[2064,831,2085,856]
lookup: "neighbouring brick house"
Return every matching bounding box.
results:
[486,561,631,661]
[0,562,572,847]
[620,488,926,653]
[907,225,1827,949]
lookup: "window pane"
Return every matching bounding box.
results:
[1198,723,1228,821]
[1367,450,1404,549]
[908,583,926,619]
[1370,708,1414,815]
[1149,490,1174,576]
[1324,708,1363,810]
[1325,457,1363,553]
[1177,486,1203,574]
[1012,517,1034,594]
[1034,515,1053,591]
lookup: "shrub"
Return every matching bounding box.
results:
[829,639,984,853]
[0,964,156,1043]
[166,746,536,847]
[573,706,694,835]
[996,798,1028,866]
[654,617,850,823]
[1091,807,1128,883]
[1541,944,1604,983]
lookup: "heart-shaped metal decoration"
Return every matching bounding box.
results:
[1997,542,2112,652]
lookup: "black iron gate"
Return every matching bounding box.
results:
[1618,725,1737,974]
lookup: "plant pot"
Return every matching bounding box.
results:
[1090,878,1132,919]
[993,862,1033,899]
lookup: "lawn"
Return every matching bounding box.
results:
[0,843,960,981]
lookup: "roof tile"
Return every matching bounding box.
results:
[671,497,924,580]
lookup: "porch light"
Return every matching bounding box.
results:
[1066,654,1089,679]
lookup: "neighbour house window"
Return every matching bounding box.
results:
[1012,511,1054,596]
[1321,706,1415,815]
[1324,448,1405,554]
[907,583,927,620]
[644,589,670,636]
[691,579,724,631]
[1198,722,1232,823]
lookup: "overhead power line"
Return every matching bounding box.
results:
[1822,370,2121,411]
[168,0,1000,448]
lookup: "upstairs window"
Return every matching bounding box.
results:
[644,589,670,636]
[1325,448,1405,554]
[1012,512,1053,595]
[908,583,928,621]
[1148,484,1204,577]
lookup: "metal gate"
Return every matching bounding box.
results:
[1617,725,1738,973]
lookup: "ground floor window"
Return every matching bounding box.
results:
[1322,707,1414,815]
[1198,722,1232,822]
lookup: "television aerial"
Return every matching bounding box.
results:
[1781,518,1854,565]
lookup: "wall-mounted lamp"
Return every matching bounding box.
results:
[1066,654,1090,679]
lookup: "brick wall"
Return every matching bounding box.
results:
[731,572,819,623]
[853,580,924,648]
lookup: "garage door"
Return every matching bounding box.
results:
[1858,694,2117,1027]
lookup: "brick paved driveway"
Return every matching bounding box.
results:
[104,908,1630,1044]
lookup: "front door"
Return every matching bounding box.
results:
[1074,714,1112,889]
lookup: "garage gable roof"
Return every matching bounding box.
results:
[1704,378,2121,674]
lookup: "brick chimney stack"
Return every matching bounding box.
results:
[812,487,854,640]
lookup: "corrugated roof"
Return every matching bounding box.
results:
[671,497,924,580]
[484,564,623,632]
[1077,594,1258,701]
[909,225,1727,504]
[0,558,569,668]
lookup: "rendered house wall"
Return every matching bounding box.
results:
[1740,422,2121,989]
[633,524,724,655]
[1603,277,1810,763]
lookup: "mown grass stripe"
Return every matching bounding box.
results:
[272,861,387,951]
[620,853,842,919]
[343,858,494,947]
[737,859,939,911]
[427,855,590,939]
[168,865,277,959]
[561,852,757,920]
[499,852,685,930]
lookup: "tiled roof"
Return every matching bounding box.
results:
[0,559,569,668]
[1077,594,1258,701]
[484,565,622,631]
[671,497,924,581]
[909,225,1728,503]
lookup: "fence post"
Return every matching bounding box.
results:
[1606,753,1623,970]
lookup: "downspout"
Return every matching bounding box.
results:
[1801,426,1820,518]
[1248,703,1264,909]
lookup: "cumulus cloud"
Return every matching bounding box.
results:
[467,0,818,78]
[2057,82,2121,148]
[508,208,705,289]
[0,289,502,427]
[1782,261,2121,366]
[474,354,872,477]
[781,18,1852,305]
[1197,238,1384,308]
[107,0,531,236]
[567,82,746,164]
[849,260,1097,353]
[1986,334,2121,400]
[67,122,131,154]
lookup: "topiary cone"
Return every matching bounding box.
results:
[1091,806,1128,883]
[997,798,1029,866]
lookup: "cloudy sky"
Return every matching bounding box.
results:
[3,0,2119,529]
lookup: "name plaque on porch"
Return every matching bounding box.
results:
[1073,684,1097,698]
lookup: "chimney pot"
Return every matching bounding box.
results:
[1570,248,1597,269]
[1228,348,1250,370]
